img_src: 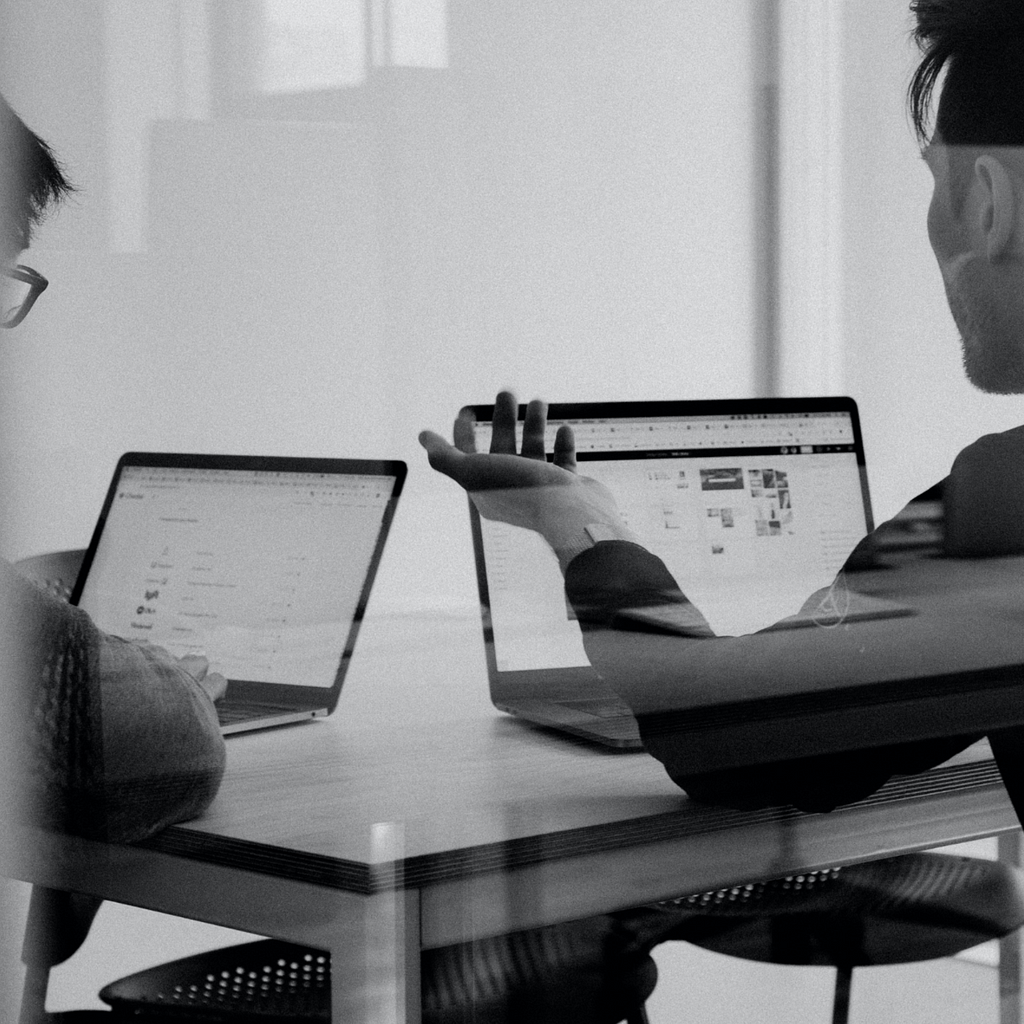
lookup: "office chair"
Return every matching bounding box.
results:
[32,854,1024,1024]
[22,888,664,1024]
[653,851,1024,1024]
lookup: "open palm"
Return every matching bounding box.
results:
[419,392,626,549]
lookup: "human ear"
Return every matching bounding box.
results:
[974,155,1018,260]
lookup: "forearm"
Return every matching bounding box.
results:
[2,562,226,843]
[561,539,980,812]
[97,635,226,842]
[563,541,760,715]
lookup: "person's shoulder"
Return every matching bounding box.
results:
[955,424,1024,461]
[947,425,1024,499]
[944,425,1024,557]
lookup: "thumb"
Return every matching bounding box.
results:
[178,654,210,680]
[419,430,464,479]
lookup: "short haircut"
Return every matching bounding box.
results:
[0,94,73,252]
[909,0,1024,148]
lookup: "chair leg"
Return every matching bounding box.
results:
[19,963,50,1024]
[19,885,103,1024]
[831,964,852,1024]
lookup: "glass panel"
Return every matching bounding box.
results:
[258,0,366,92]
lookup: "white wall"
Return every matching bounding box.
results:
[0,0,758,615]
[9,4,1019,571]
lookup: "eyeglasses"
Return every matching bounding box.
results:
[2,265,48,328]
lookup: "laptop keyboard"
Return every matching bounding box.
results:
[217,701,304,726]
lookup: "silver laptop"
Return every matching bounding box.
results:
[71,453,405,734]
[464,397,910,749]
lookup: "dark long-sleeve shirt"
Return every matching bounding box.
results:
[560,427,1024,813]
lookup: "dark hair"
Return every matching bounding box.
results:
[909,0,1024,147]
[0,94,73,251]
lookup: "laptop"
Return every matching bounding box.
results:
[70,452,406,735]
[463,397,911,749]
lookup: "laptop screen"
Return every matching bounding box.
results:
[468,400,872,673]
[75,459,401,689]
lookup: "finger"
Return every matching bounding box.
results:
[419,430,468,483]
[202,672,228,703]
[521,399,548,460]
[490,390,519,454]
[553,424,577,472]
[178,654,210,680]
[453,409,477,453]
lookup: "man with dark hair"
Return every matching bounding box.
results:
[910,0,1024,399]
[0,95,227,844]
[0,94,73,255]
[910,1,1024,558]
[420,0,1024,815]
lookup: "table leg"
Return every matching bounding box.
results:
[328,888,421,1024]
[990,728,1024,829]
[327,823,421,1024]
[999,830,1023,1024]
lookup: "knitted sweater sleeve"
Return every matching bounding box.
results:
[1,560,226,844]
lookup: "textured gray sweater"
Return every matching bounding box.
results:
[0,559,226,843]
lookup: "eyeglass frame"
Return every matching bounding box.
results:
[2,264,48,328]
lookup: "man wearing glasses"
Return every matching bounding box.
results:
[0,94,227,846]
[1,263,47,329]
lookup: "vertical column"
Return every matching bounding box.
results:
[103,0,181,253]
[999,830,1023,1024]
[330,821,421,1024]
[776,0,846,397]
[751,0,780,398]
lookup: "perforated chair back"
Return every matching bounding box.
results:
[652,852,1024,1024]
[99,913,664,1024]
[658,852,1024,967]
[102,941,327,1021]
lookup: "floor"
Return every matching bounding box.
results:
[647,941,998,1023]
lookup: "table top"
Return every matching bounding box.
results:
[9,548,1024,922]
[145,606,689,889]
[132,579,1022,901]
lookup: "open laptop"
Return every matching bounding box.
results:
[70,452,405,734]
[463,397,911,749]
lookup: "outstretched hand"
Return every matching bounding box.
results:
[419,391,579,501]
[419,391,634,555]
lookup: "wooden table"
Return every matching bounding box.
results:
[3,598,1023,1023]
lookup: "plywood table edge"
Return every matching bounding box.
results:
[128,758,1011,894]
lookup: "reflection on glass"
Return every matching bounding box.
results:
[253,0,449,93]
[259,0,366,92]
